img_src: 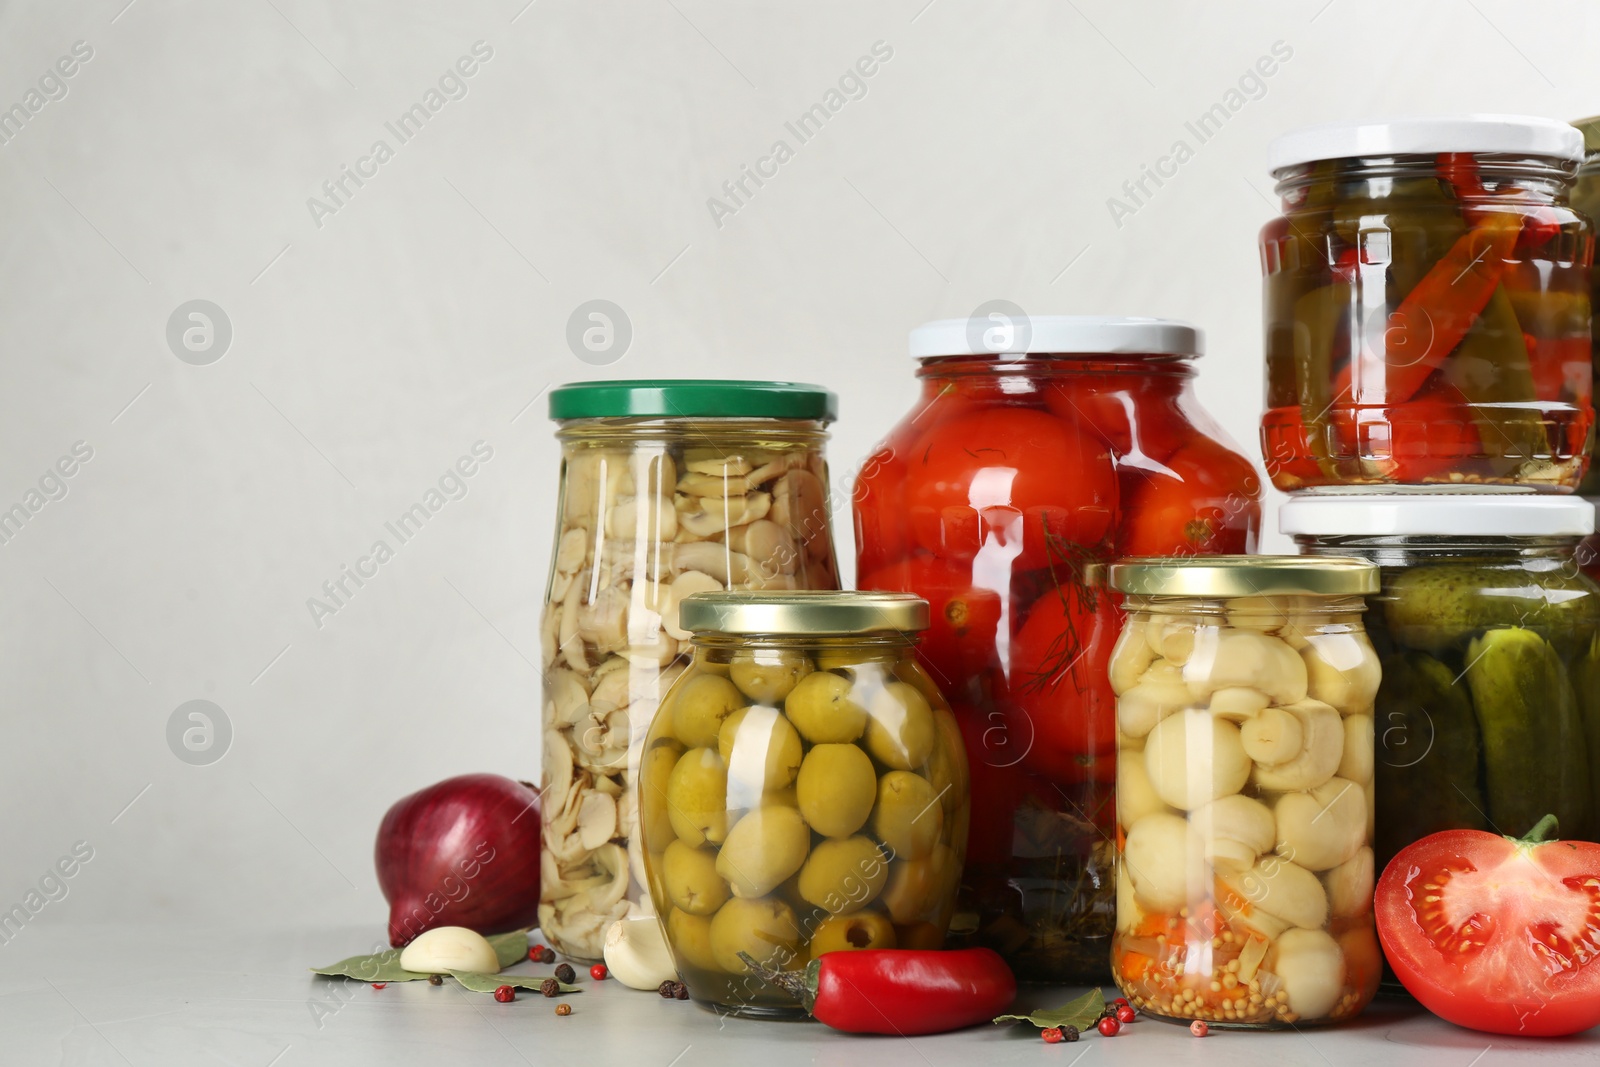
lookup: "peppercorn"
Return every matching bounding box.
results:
[1116,1005,1136,1025]
[1041,1027,1064,1044]
[1100,1005,1118,1020]
[1190,1020,1209,1038]
[658,980,678,998]
[555,963,576,984]
[1061,1025,1079,1042]
[528,945,545,962]
[590,964,608,981]
[1097,1016,1121,1037]
[673,982,689,1001]
[555,1003,572,1017]
[540,947,557,964]
[1113,997,1129,1008]
[540,978,559,998]
[427,974,443,986]
[494,985,515,1003]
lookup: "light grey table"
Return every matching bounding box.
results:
[1,925,1594,1066]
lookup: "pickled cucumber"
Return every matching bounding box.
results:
[1578,634,1600,819]
[1464,628,1593,838]
[1373,651,1488,868]
[1384,566,1600,656]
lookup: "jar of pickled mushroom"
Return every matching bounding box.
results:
[1261,116,1593,490]
[539,381,841,960]
[1281,494,1600,877]
[854,315,1262,983]
[638,591,968,1017]
[1573,114,1600,497]
[1108,556,1382,1028]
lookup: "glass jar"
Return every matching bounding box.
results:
[1107,556,1382,1029]
[1581,500,1600,581]
[638,591,968,1018]
[1282,494,1600,877]
[1573,115,1600,497]
[853,315,1263,983]
[538,380,841,960]
[1261,117,1593,490]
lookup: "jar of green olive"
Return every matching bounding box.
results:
[639,591,969,1018]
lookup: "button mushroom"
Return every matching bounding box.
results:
[1273,777,1366,871]
[1189,794,1275,872]
[1116,661,1196,739]
[1143,708,1251,810]
[1337,714,1373,786]
[1221,854,1328,930]
[1265,927,1344,1019]
[1183,630,1308,706]
[1302,631,1381,713]
[1249,699,1344,792]
[1324,846,1375,917]
[1109,625,1157,694]
[1123,812,1203,912]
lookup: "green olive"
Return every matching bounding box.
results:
[784,672,869,743]
[667,907,720,971]
[639,740,685,852]
[796,835,889,913]
[709,896,803,973]
[666,747,729,847]
[671,673,746,748]
[729,649,813,703]
[796,743,876,837]
[718,705,804,798]
[715,804,811,897]
[871,770,943,861]
[863,681,936,770]
[880,843,958,924]
[809,910,896,957]
[662,840,730,915]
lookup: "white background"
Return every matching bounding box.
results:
[1,0,1596,938]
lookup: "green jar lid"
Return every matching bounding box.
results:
[548,380,837,422]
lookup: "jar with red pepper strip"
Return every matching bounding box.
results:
[853,316,1262,983]
[1571,115,1600,498]
[1260,116,1593,491]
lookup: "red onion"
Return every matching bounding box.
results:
[375,773,541,947]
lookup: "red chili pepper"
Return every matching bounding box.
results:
[1333,211,1521,408]
[737,948,1016,1036]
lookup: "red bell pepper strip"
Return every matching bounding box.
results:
[738,948,1017,1035]
[1440,151,1562,248]
[1334,210,1521,407]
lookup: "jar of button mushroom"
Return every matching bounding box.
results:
[1108,556,1381,1029]
[539,381,841,960]
[638,591,969,1018]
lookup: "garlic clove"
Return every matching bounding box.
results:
[398,926,500,974]
[603,917,678,990]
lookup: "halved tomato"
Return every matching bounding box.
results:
[1375,817,1600,1037]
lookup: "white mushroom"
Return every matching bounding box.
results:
[726,519,799,578]
[578,790,619,851]
[544,728,576,801]
[685,453,754,477]
[1109,626,1157,695]
[1225,595,1300,634]
[770,469,828,559]
[1143,708,1251,810]
[1117,661,1196,739]
[1338,714,1374,786]
[1274,778,1366,871]
[1240,706,1304,765]
[1250,700,1345,792]
[1116,866,1148,933]
[1145,615,1203,664]
[547,669,592,727]
[1325,846,1375,917]
[1116,749,1172,828]
[664,570,724,639]
[1190,794,1275,872]
[1302,632,1382,713]
[555,527,589,573]
[1209,686,1271,723]
[1221,854,1328,930]
[1123,812,1201,912]
[1183,630,1308,706]
[1266,928,1344,1019]
[558,570,589,671]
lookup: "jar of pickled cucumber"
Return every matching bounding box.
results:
[1261,116,1592,490]
[1581,500,1600,581]
[638,591,969,1018]
[1108,556,1382,1028]
[539,381,841,960]
[1281,494,1600,877]
[1572,115,1600,497]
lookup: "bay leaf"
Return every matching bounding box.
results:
[451,971,580,994]
[487,929,531,969]
[310,948,429,983]
[994,987,1105,1032]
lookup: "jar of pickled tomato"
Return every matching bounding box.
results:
[1108,556,1382,1029]
[1260,116,1593,490]
[853,315,1263,982]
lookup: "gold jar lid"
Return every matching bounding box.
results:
[678,591,929,635]
[1109,555,1378,597]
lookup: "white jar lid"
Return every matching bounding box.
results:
[1279,493,1596,538]
[909,315,1202,359]
[1268,115,1584,174]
